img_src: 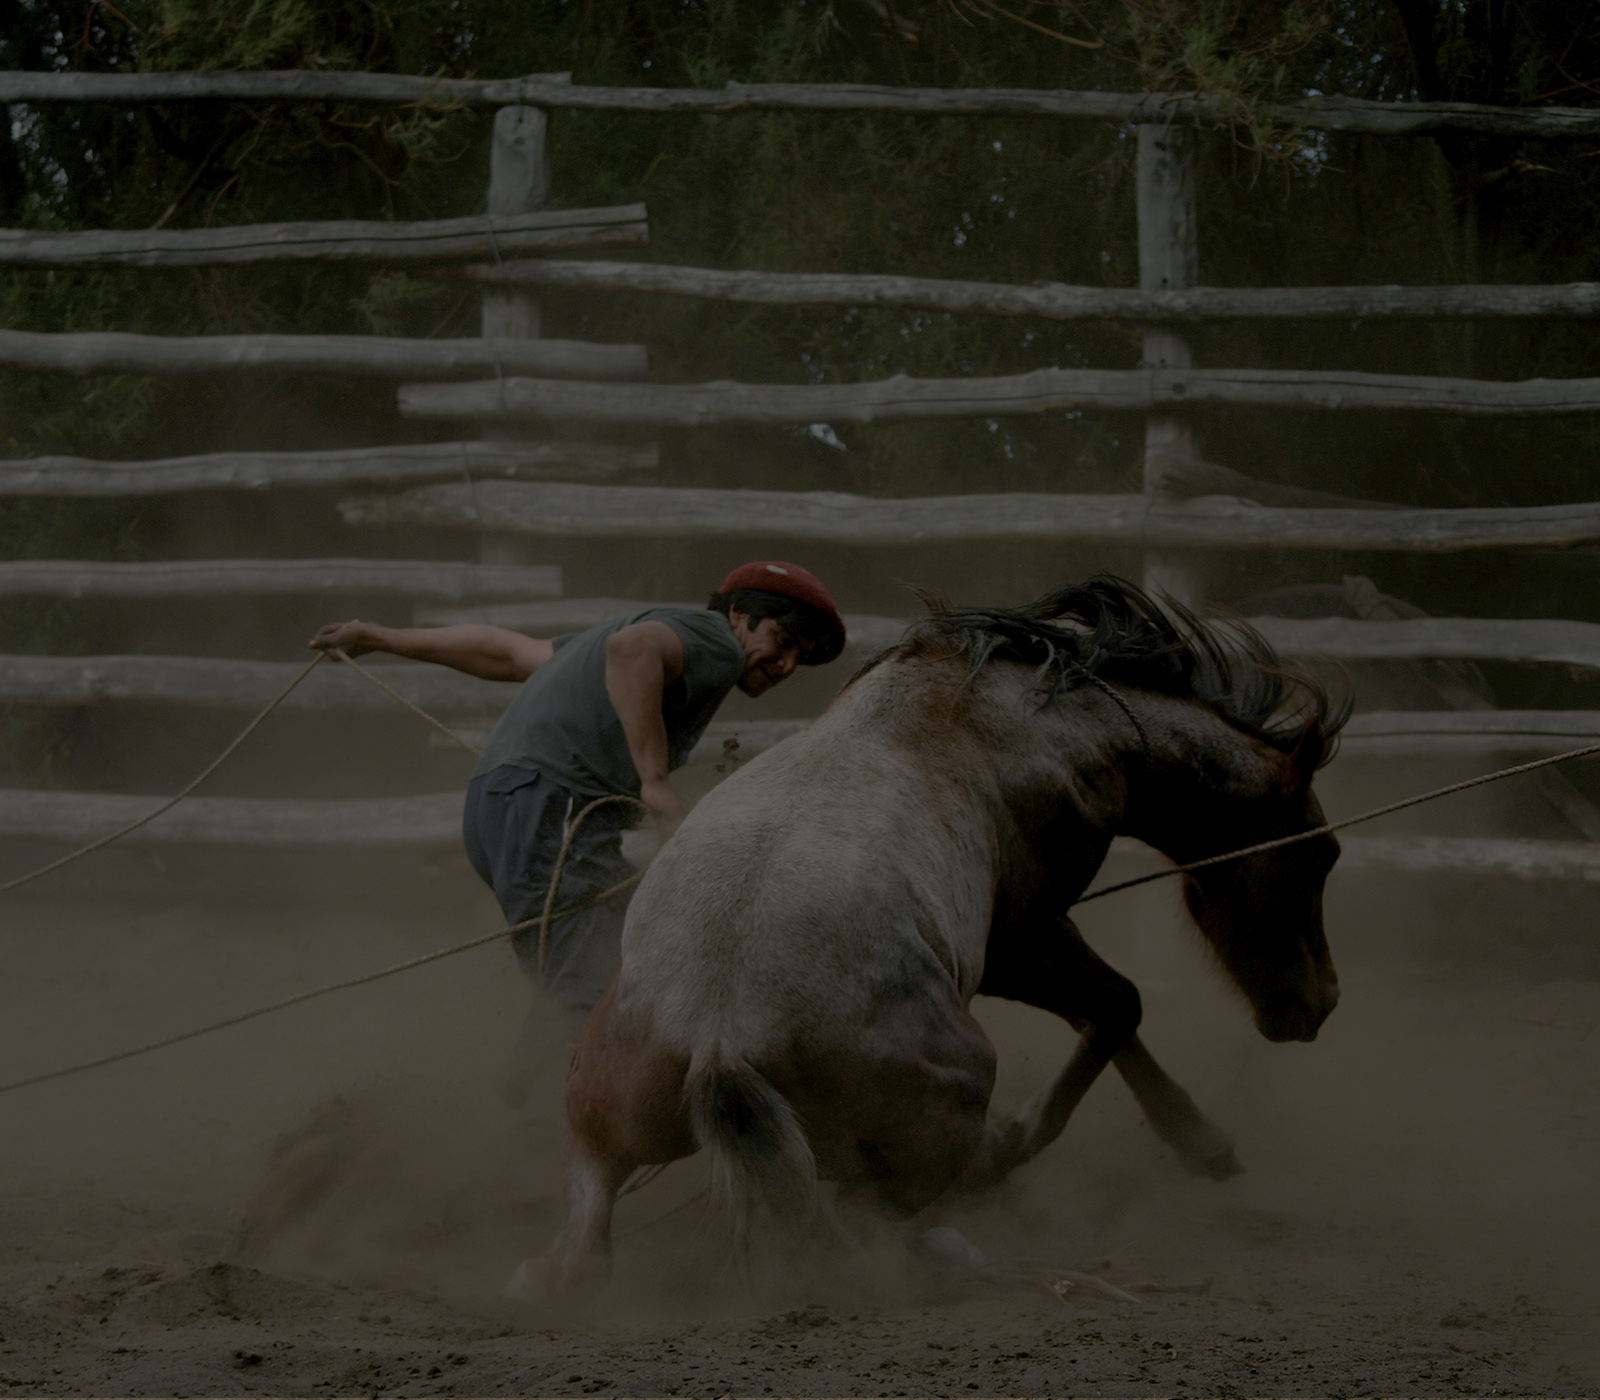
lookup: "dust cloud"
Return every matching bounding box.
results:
[2,701,1600,1395]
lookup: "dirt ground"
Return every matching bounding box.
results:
[3,752,1600,1397]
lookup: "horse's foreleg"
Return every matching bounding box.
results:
[1112,1036,1243,1180]
[961,917,1140,1190]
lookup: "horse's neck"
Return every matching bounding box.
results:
[1118,693,1285,854]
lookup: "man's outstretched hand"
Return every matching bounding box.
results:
[311,620,382,657]
[640,776,687,835]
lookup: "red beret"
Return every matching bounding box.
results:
[718,560,846,665]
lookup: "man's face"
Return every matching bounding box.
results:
[729,610,803,697]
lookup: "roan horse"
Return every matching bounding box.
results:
[549,576,1350,1291]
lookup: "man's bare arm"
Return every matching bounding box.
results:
[605,620,687,826]
[311,620,552,683]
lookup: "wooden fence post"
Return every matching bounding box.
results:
[1136,121,1204,607]
[482,104,554,339]
[480,77,571,568]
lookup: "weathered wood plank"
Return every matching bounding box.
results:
[430,259,1600,322]
[0,440,655,496]
[396,367,1600,426]
[1337,836,1600,882]
[1103,832,1600,883]
[1,71,1593,137]
[339,479,1600,553]
[0,206,647,268]
[1151,455,1400,510]
[1253,616,1600,668]
[412,596,907,647]
[7,794,1599,864]
[1136,120,1203,607]
[1340,709,1600,756]
[0,329,646,379]
[0,559,561,601]
[0,788,464,846]
[0,654,509,710]
[481,99,562,340]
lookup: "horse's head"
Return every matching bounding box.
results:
[873,573,1348,1041]
[1170,717,1341,1043]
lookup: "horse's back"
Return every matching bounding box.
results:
[585,689,1001,1190]
[618,695,995,1046]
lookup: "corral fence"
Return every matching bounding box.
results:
[3,68,1600,883]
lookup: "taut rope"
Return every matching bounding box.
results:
[1076,737,1600,904]
[326,647,479,753]
[0,795,646,1098]
[5,645,1600,1096]
[0,652,330,896]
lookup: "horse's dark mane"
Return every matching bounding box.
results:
[866,574,1351,756]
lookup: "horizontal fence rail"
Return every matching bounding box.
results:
[0,71,1593,137]
[434,259,1600,323]
[431,712,1600,760]
[1340,710,1600,757]
[0,559,561,600]
[413,596,908,646]
[0,329,646,379]
[5,790,1598,876]
[0,441,655,497]
[1099,833,1600,886]
[397,367,1600,426]
[0,654,507,710]
[1338,836,1600,882]
[0,788,465,847]
[1251,616,1600,670]
[0,206,647,268]
[340,480,1600,553]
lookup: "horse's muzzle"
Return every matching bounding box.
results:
[1256,981,1339,1043]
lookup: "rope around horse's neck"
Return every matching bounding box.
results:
[1081,672,1153,763]
[1075,736,1600,904]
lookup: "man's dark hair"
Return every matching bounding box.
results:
[707,588,834,657]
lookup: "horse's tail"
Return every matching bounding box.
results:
[685,1052,818,1254]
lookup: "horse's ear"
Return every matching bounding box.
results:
[1285,715,1326,790]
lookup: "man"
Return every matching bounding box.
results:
[311,560,846,1100]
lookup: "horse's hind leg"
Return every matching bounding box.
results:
[544,1130,634,1297]
[1113,1037,1243,1180]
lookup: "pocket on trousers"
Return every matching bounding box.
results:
[483,764,543,796]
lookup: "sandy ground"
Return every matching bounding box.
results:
[3,754,1600,1396]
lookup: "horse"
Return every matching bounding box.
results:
[546,575,1351,1292]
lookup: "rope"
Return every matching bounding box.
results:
[615,1187,708,1240]
[0,864,646,1099]
[1075,736,1600,904]
[8,632,1600,1108]
[536,794,648,977]
[0,652,329,897]
[1081,673,1152,763]
[326,647,479,754]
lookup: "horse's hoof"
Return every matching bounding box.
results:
[914,1225,991,1275]
[1192,1147,1245,1181]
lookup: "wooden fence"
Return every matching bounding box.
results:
[1,68,1598,871]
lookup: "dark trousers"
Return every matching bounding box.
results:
[462,765,636,1016]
